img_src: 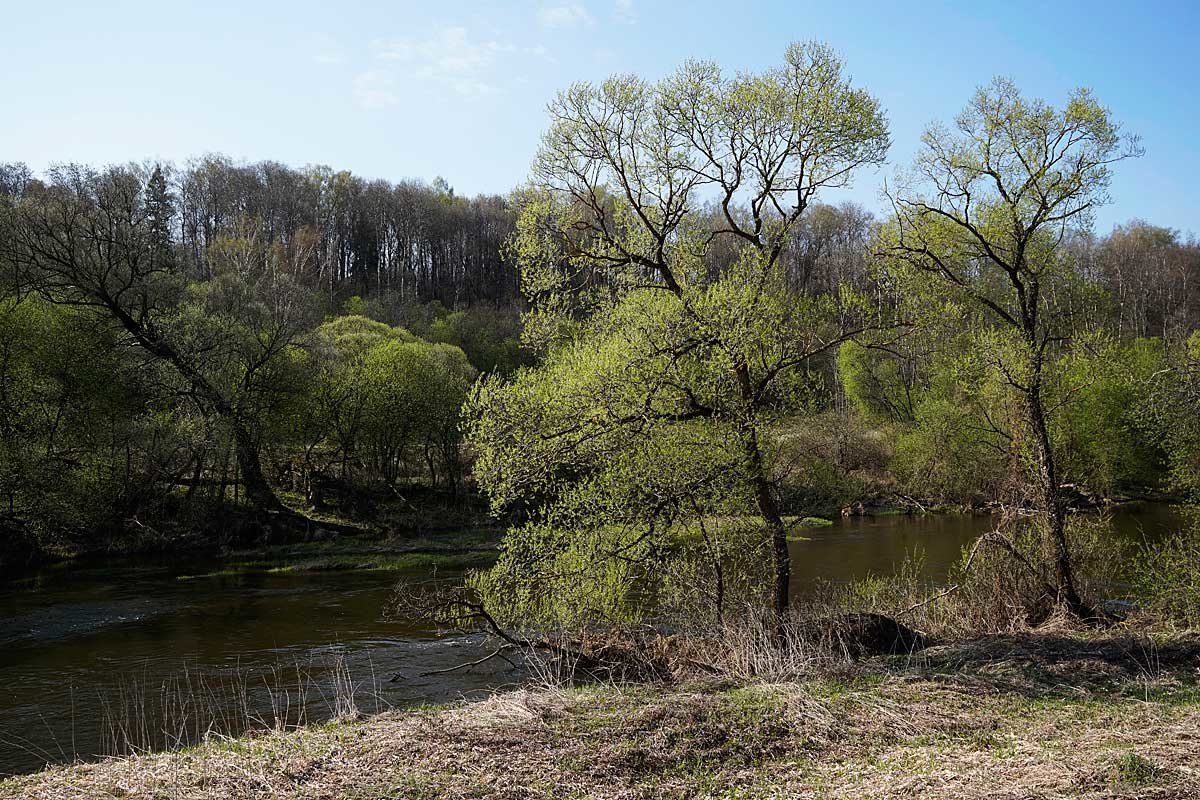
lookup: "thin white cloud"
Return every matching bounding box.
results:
[370,27,516,96]
[307,33,347,65]
[351,25,559,107]
[613,0,636,24]
[521,43,558,65]
[353,70,399,108]
[593,46,618,66]
[538,2,594,28]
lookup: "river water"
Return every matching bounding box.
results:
[0,505,1185,776]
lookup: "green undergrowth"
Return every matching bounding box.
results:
[176,550,496,581]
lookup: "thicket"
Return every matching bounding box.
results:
[0,161,524,567]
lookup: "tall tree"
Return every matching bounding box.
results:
[469,42,889,618]
[145,164,175,269]
[885,78,1142,614]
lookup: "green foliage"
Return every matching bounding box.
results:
[468,41,891,622]
[359,338,475,485]
[468,522,656,628]
[770,413,882,514]
[832,515,1124,636]
[889,346,1016,504]
[318,314,415,355]
[885,76,1141,603]
[1054,337,1167,494]
[465,285,793,624]
[341,295,369,317]
[425,307,526,375]
[0,298,149,553]
[1142,333,1200,500]
[845,328,1175,505]
[1129,511,1200,627]
[298,315,476,490]
[836,342,915,423]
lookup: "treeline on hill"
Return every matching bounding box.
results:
[1,139,1200,575]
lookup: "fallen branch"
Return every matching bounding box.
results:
[388,582,595,676]
[893,532,989,618]
[408,645,520,679]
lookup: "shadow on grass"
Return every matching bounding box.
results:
[883,630,1200,701]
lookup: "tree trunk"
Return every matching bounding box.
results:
[102,301,286,515]
[733,361,791,618]
[1025,382,1087,615]
[232,422,284,514]
[741,429,789,618]
[183,451,204,510]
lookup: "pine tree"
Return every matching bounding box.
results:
[145,165,175,269]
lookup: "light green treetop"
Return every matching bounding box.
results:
[469,42,891,621]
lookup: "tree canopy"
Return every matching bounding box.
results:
[468,41,891,621]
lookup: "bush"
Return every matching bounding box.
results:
[659,519,772,630]
[884,342,1021,506]
[771,412,883,514]
[819,515,1127,637]
[1054,337,1167,495]
[1129,511,1200,627]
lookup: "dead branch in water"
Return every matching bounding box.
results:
[386,581,609,680]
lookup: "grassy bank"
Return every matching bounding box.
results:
[1,489,506,582]
[172,526,502,580]
[4,630,1198,799]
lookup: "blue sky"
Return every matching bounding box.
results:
[3,0,1198,234]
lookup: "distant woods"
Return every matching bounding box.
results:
[2,156,1195,339]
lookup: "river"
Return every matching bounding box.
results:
[0,504,1185,776]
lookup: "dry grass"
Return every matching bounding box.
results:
[3,630,1199,799]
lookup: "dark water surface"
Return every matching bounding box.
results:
[788,503,1185,594]
[0,504,1185,776]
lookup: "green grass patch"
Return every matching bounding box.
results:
[176,550,494,580]
[1111,751,1159,786]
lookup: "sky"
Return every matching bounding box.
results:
[2,0,1198,234]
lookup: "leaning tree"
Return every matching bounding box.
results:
[1,165,315,514]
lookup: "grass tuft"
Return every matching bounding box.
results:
[1111,750,1159,786]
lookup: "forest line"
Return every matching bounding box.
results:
[0,154,1197,574]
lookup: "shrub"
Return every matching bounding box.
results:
[820,514,1127,637]
[1129,511,1200,627]
[771,412,883,514]
[1054,337,1167,495]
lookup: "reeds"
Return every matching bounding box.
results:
[90,649,379,760]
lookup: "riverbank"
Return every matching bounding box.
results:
[4,630,1198,799]
[5,476,1174,580]
[0,488,506,581]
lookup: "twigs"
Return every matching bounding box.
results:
[389,580,595,677]
[413,646,520,679]
[893,532,988,619]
